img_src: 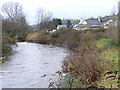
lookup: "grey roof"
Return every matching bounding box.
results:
[62,20,80,25]
[86,19,101,25]
[71,21,80,25]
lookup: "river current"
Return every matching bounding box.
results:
[1,42,68,88]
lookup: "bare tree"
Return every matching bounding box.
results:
[1,2,29,41]
[1,2,23,23]
[110,6,116,16]
[36,8,53,30]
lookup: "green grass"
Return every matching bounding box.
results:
[26,32,39,41]
[101,49,119,70]
[96,39,111,48]
[26,31,51,44]
[97,38,120,88]
[98,39,111,44]
[96,39,120,50]
[50,29,69,38]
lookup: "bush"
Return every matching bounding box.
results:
[64,31,82,49]
[50,32,59,38]
[106,25,118,42]
[62,49,101,88]
[50,29,107,50]
[2,33,14,57]
[50,29,69,38]
[26,31,51,44]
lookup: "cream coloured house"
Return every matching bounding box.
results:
[79,18,101,25]
[73,18,103,30]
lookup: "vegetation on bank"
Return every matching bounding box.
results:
[1,30,28,63]
[26,23,119,88]
[1,1,119,88]
[1,2,29,63]
[1,33,12,63]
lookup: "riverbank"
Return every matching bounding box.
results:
[1,33,15,64]
[25,27,119,88]
[2,26,119,88]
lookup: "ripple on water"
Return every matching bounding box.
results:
[2,42,68,88]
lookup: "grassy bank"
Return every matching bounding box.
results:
[26,26,119,88]
[96,38,120,88]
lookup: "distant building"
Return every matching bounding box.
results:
[73,24,103,30]
[106,19,114,25]
[107,20,118,27]
[57,25,67,30]
[73,18,103,30]
[79,18,101,25]
[71,20,80,25]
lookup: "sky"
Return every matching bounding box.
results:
[0,0,119,25]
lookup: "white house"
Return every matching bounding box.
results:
[57,25,67,30]
[106,19,114,25]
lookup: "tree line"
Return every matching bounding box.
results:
[1,2,73,36]
[0,2,61,41]
[1,2,29,41]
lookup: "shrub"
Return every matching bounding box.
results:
[106,25,118,42]
[2,33,14,58]
[64,31,82,49]
[26,31,51,44]
[62,49,101,88]
[26,32,39,41]
[50,29,69,38]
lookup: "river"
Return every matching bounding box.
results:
[1,42,68,88]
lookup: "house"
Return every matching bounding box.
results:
[107,20,118,27]
[71,20,80,25]
[79,18,102,25]
[106,19,114,25]
[57,25,67,30]
[73,24,103,30]
[104,19,118,28]
[73,18,104,30]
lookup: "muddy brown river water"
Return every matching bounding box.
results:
[1,42,68,88]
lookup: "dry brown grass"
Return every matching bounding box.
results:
[62,49,102,88]
[106,25,118,42]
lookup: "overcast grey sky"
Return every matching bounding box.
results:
[0,0,119,25]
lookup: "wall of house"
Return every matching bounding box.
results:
[82,21,88,25]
